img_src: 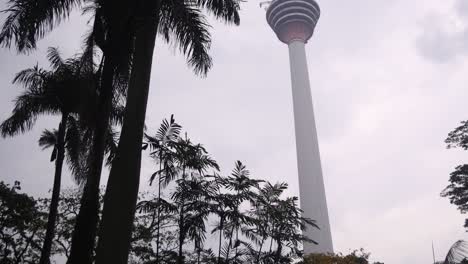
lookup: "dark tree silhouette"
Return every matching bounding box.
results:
[137,119,320,264]
[443,121,468,229]
[0,48,94,264]
[144,115,181,262]
[0,1,241,262]
[1,115,325,264]
[97,0,239,264]
[0,181,45,264]
[97,0,240,262]
[223,161,262,263]
[0,2,133,263]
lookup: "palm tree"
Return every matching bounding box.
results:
[144,115,182,262]
[209,173,231,264]
[223,161,262,263]
[135,193,179,262]
[65,5,133,263]
[0,3,133,262]
[96,0,240,262]
[38,120,88,185]
[171,137,219,264]
[269,196,317,263]
[246,182,288,264]
[0,0,239,261]
[0,48,93,264]
[172,175,217,264]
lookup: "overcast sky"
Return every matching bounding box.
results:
[1,0,468,263]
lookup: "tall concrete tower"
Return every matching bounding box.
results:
[266,0,333,254]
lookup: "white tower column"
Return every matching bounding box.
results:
[266,0,333,254]
[288,40,333,254]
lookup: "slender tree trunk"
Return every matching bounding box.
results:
[217,218,223,264]
[256,237,265,264]
[39,113,68,264]
[177,199,185,264]
[274,240,282,263]
[95,1,160,263]
[176,167,187,264]
[156,154,162,263]
[226,225,236,260]
[234,229,239,263]
[67,55,116,264]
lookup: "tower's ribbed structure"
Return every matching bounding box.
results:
[266,0,333,254]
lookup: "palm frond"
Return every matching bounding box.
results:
[232,160,248,178]
[38,128,58,162]
[159,0,213,76]
[77,27,99,76]
[109,103,125,126]
[445,240,468,264]
[156,114,182,144]
[39,129,57,149]
[194,0,240,25]
[65,115,89,184]
[1,87,61,137]
[104,127,119,166]
[12,65,50,88]
[47,47,66,70]
[0,0,82,52]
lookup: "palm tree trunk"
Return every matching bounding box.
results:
[39,113,68,264]
[67,55,116,264]
[95,1,160,263]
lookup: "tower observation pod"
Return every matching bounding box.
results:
[266,0,333,254]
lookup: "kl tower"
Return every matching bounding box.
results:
[266,0,333,254]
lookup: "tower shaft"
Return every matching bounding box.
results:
[266,0,333,254]
[288,40,333,254]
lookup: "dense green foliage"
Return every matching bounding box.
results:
[135,117,318,264]
[302,249,383,264]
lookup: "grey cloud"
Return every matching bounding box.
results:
[417,0,468,63]
[456,0,468,18]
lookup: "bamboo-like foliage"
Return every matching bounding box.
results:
[137,117,319,264]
